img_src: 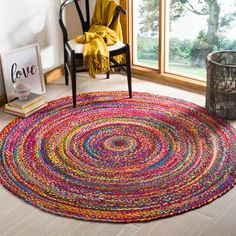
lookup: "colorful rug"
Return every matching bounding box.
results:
[0,91,236,222]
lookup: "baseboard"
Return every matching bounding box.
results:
[44,65,64,84]
[0,94,7,106]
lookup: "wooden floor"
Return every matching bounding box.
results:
[0,74,236,236]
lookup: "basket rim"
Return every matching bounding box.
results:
[207,50,236,68]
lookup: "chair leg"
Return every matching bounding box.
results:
[106,71,110,79]
[126,44,132,98]
[71,50,77,108]
[64,46,69,85]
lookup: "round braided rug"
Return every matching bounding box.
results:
[0,91,236,222]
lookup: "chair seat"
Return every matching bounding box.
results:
[68,39,125,54]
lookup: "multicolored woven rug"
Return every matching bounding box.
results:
[0,91,236,222]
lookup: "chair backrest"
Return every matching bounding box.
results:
[109,5,126,29]
[59,0,126,42]
[59,0,90,42]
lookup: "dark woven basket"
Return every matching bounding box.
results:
[206,51,236,120]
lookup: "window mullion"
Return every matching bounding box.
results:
[159,0,165,74]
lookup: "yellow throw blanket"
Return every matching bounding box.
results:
[74,0,123,78]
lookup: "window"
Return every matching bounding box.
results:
[133,0,159,69]
[131,0,236,83]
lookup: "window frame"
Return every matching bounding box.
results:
[121,0,206,92]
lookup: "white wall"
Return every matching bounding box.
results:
[0,0,63,96]
[0,0,115,97]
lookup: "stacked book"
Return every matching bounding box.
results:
[4,93,47,117]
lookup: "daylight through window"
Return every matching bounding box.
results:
[132,0,236,82]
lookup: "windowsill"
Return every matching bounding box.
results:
[132,65,206,93]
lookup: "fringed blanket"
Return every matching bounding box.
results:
[75,0,123,78]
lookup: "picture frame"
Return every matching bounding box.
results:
[1,43,46,102]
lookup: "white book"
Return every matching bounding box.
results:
[8,93,43,109]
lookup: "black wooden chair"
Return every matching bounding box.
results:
[59,0,132,107]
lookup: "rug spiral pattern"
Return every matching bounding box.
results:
[0,91,236,222]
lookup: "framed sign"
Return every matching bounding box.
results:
[1,43,46,101]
